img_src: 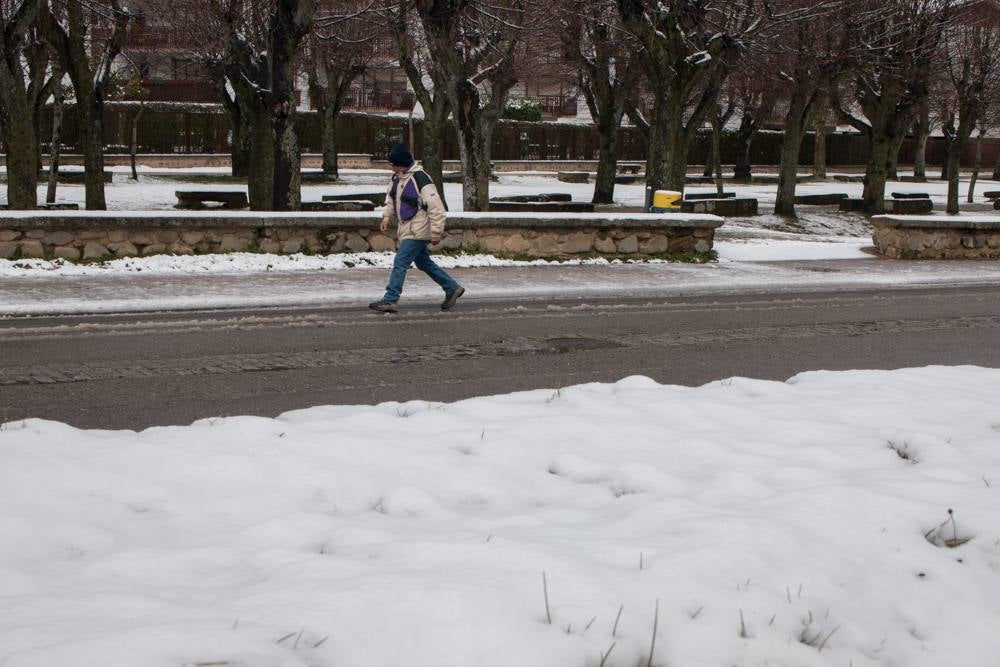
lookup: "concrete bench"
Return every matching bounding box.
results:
[0,202,79,211]
[301,200,375,212]
[794,193,849,205]
[491,193,573,203]
[833,174,865,183]
[300,172,340,183]
[681,197,758,216]
[322,192,386,206]
[557,171,590,183]
[888,198,933,214]
[39,169,113,184]
[891,192,930,199]
[175,191,249,210]
[686,191,736,200]
[488,201,596,213]
[615,174,641,184]
[839,198,867,212]
[983,191,1000,201]
[619,164,642,174]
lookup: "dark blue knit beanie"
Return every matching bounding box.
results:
[388,143,414,167]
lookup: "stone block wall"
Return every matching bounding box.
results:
[872,216,1000,259]
[0,212,723,261]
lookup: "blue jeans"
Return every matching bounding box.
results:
[383,239,460,303]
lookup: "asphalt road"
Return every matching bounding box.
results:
[3,284,1000,430]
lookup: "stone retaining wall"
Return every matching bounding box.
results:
[0,212,723,261]
[872,215,1000,259]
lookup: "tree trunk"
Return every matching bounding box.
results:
[454,80,492,211]
[320,100,340,177]
[733,111,756,182]
[863,130,889,214]
[775,103,809,216]
[420,107,448,208]
[913,102,929,180]
[78,95,107,210]
[946,141,962,215]
[220,85,251,178]
[268,3,305,211]
[712,119,724,196]
[0,100,38,209]
[645,96,686,193]
[812,93,827,179]
[592,110,621,204]
[968,133,981,204]
[130,106,144,180]
[247,108,274,211]
[886,130,906,181]
[46,77,64,204]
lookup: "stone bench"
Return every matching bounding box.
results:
[615,174,641,184]
[175,190,249,210]
[619,164,642,174]
[488,201,596,213]
[301,200,375,212]
[686,191,736,200]
[300,172,340,183]
[794,193,848,205]
[839,198,867,212]
[442,171,498,183]
[38,169,114,184]
[322,192,386,206]
[872,215,1000,259]
[0,211,724,260]
[491,193,572,203]
[983,191,1000,202]
[833,174,865,183]
[0,202,79,211]
[888,198,933,214]
[891,192,930,199]
[557,171,590,183]
[681,197,758,216]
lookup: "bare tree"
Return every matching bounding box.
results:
[382,0,450,205]
[414,0,527,211]
[0,0,45,209]
[616,0,775,193]
[764,0,846,215]
[941,2,1000,214]
[557,0,641,204]
[310,2,382,178]
[212,0,316,210]
[39,0,131,210]
[833,0,952,214]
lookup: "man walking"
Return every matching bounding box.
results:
[369,144,465,313]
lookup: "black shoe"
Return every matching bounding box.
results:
[441,286,465,311]
[369,299,398,313]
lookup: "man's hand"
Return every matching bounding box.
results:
[379,219,389,233]
[431,235,442,244]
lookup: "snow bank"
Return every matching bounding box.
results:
[2,367,1000,666]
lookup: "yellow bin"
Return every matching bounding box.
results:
[651,190,682,210]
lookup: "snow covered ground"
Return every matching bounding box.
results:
[4,172,1000,666]
[2,366,1000,667]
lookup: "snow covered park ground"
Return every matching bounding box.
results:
[2,367,1000,666]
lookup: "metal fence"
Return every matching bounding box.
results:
[31,103,1000,167]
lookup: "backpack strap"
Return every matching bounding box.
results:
[412,170,433,191]
[411,170,432,210]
